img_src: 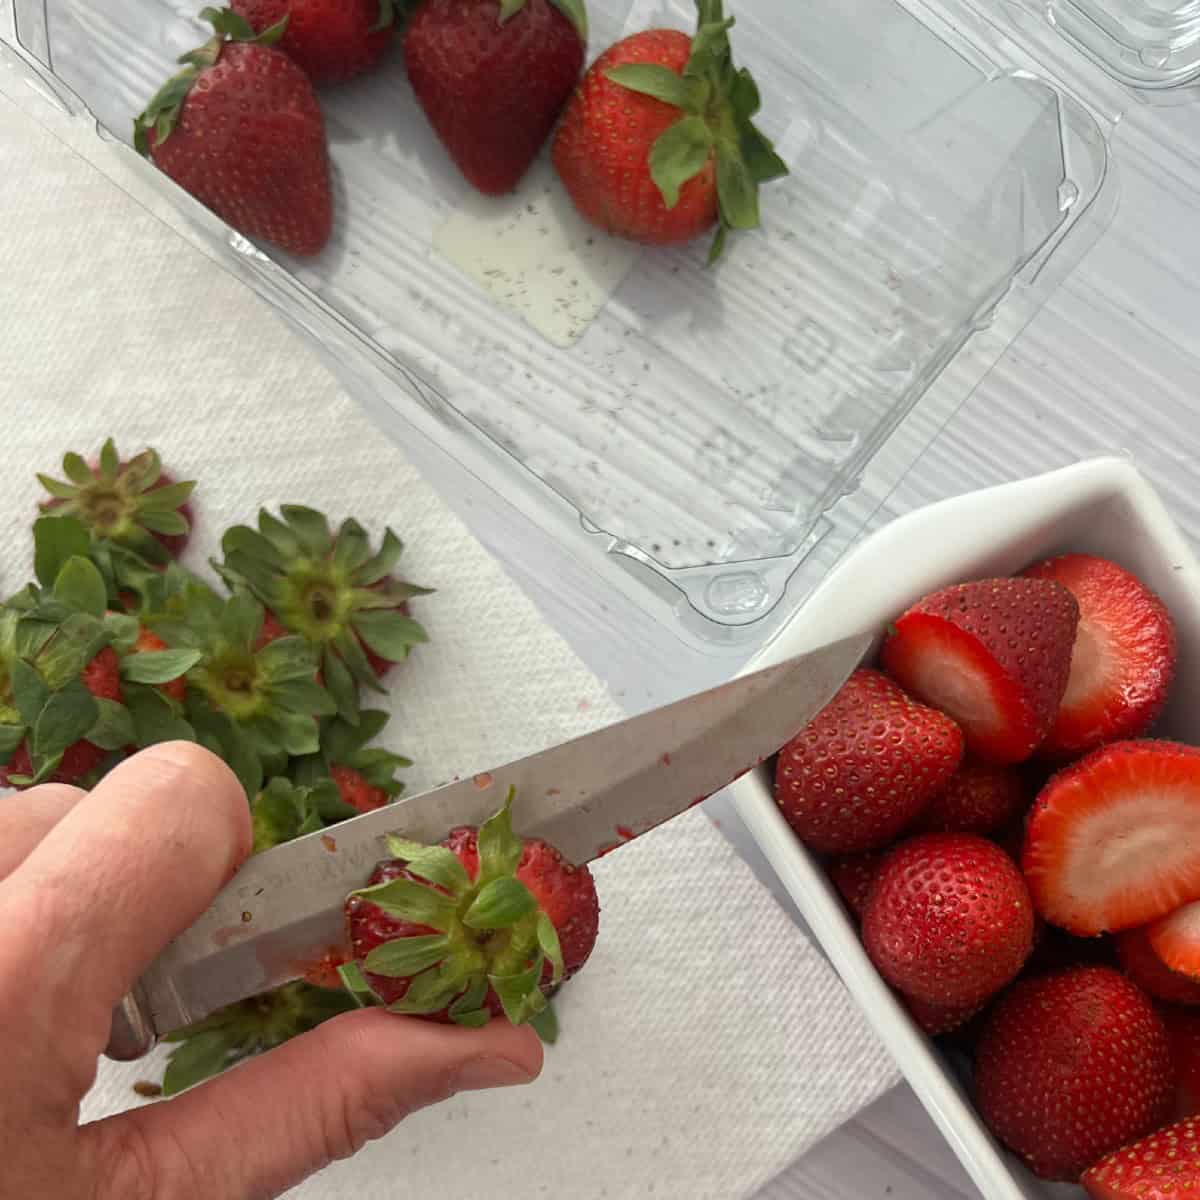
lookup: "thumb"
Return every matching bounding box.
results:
[84,1009,543,1199]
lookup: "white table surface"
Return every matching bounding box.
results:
[8,19,1200,1199]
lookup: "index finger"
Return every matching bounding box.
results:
[0,742,250,1054]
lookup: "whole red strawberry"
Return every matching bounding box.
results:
[405,0,587,195]
[1117,925,1200,1006]
[975,966,1173,1181]
[913,761,1029,836]
[232,0,397,83]
[345,789,599,1030]
[881,577,1080,764]
[863,833,1034,1008]
[552,0,788,259]
[1164,1006,1200,1120]
[134,7,333,257]
[1023,740,1200,935]
[826,851,884,922]
[903,994,985,1038]
[1021,554,1176,757]
[38,440,195,565]
[1083,1115,1200,1198]
[774,668,963,854]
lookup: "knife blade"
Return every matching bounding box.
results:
[107,629,870,1059]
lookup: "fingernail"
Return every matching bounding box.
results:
[454,1057,535,1093]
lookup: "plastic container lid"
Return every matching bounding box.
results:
[1,0,1118,650]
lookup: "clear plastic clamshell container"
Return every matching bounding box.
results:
[0,0,1125,653]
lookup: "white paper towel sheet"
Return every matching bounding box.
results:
[0,86,898,1198]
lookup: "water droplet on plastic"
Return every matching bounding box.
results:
[1140,44,1171,68]
[1057,180,1079,212]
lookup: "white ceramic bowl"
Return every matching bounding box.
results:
[727,457,1200,1200]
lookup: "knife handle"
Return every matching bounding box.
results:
[105,985,157,1061]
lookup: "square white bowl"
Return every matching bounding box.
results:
[727,456,1200,1200]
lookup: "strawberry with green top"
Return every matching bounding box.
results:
[249,776,359,853]
[231,0,398,84]
[293,709,411,813]
[404,0,588,195]
[134,7,333,257]
[552,0,788,260]
[216,506,430,724]
[343,789,599,1035]
[37,439,195,566]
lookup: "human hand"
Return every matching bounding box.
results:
[0,741,543,1199]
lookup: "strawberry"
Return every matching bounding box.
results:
[1148,901,1200,981]
[552,0,788,259]
[344,789,599,1033]
[774,668,964,854]
[903,994,984,1038]
[975,966,1173,1181]
[1082,1115,1200,1199]
[231,0,397,83]
[292,710,411,814]
[216,507,431,724]
[1021,554,1176,757]
[826,852,884,921]
[404,0,587,195]
[134,7,332,257]
[38,439,195,566]
[131,627,188,705]
[1164,1006,1200,1119]
[1117,925,1200,1005]
[862,833,1034,1008]
[881,577,1079,764]
[912,760,1029,836]
[1022,740,1200,936]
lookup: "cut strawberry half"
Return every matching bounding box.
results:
[1148,902,1200,981]
[1116,924,1200,1005]
[1021,554,1176,758]
[1023,740,1200,936]
[881,578,1079,764]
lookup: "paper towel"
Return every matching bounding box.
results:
[0,87,898,1198]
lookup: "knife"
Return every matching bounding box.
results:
[106,629,871,1061]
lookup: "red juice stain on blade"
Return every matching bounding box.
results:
[661,752,672,766]
[616,825,635,841]
[212,924,253,948]
[597,842,621,857]
[320,834,337,852]
[294,947,350,990]
[473,771,494,789]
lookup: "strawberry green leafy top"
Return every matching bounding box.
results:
[605,0,788,262]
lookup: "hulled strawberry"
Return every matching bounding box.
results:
[881,578,1079,764]
[292,709,411,814]
[912,761,1029,837]
[135,6,332,257]
[1083,1115,1200,1199]
[231,0,397,83]
[37,440,195,565]
[1117,924,1200,1005]
[0,557,138,787]
[1023,740,1200,935]
[405,0,587,195]
[553,1,788,260]
[1021,553,1176,757]
[826,852,884,922]
[774,668,964,854]
[249,776,357,853]
[344,789,599,1033]
[1148,901,1200,981]
[216,507,430,723]
[975,966,1173,1182]
[862,833,1034,1008]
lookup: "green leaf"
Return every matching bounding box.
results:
[529,1001,559,1045]
[605,63,694,110]
[739,121,788,185]
[123,448,161,490]
[139,480,195,511]
[36,612,111,689]
[388,963,464,1015]
[715,139,758,230]
[161,1030,232,1097]
[448,973,491,1027]
[256,510,301,560]
[548,0,586,40]
[103,611,142,654]
[271,678,337,719]
[463,877,538,930]
[310,779,358,822]
[477,788,523,886]
[363,935,450,978]
[707,221,729,266]
[497,0,527,21]
[385,843,472,896]
[332,519,372,574]
[331,709,389,759]
[268,710,323,758]
[97,438,119,482]
[221,591,264,648]
[729,66,761,118]
[126,686,195,747]
[333,626,387,692]
[87,698,135,751]
[138,509,189,537]
[221,524,284,571]
[449,1006,490,1028]
[120,649,202,685]
[62,452,93,487]
[351,877,457,931]
[33,517,91,588]
[352,611,428,662]
[537,912,565,985]
[0,724,26,760]
[10,659,49,728]
[280,505,332,557]
[353,528,404,587]
[488,954,544,1026]
[32,680,99,759]
[53,556,108,618]
[648,115,714,210]
[36,474,78,501]
[337,961,378,1007]
[258,636,319,682]
[200,4,257,41]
